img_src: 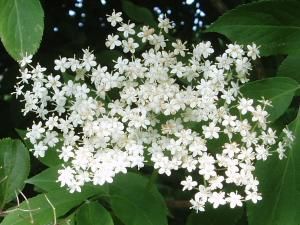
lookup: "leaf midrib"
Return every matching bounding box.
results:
[269,87,300,101]
[14,0,24,56]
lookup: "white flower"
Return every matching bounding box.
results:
[238,98,254,115]
[247,43,260,60]
[81,49,97,71]
[68,57,82,72]
[149,34,166,51]
[93,167,114,185]
[14,85,24,97]
[276,142,286,159]
[117,22,135,38]
[209,176,224,190]
[202,123,220,139]
[137,26,155,42]
[222,115,237,127]
[223,143,240,158]
[226,43,244,58]
[19,53,33,67]
[199,153,216,180]
[32,142,48,157]
[172,39,187,56]
[235,57,251,75]
[46,75,62,90]
[255,145,269,160]
[261,128,277,145]
[245,191,262,203]
[59,146,75,162]
[26,122,45,144]
[170,62,186,78]
[226,192,243,208]
[45,116,59,130]
[107,10,122,27]
[44,131,59,147]
[58,166,76,187]
[208,192,226,208]
[283,127,295,143]
[190,198,205,212]
[158,16,174,33]
[252,105,268,125]
[105,34,121,49]
[54,57,70,72]
[216,53,232,70]
[193,41,214,59]
[18,68,32,84]
[122,38,139,54]
[181,176,198,191]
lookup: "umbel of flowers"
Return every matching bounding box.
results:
[15,11,294,212]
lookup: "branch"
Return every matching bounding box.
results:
[166,200,191,209]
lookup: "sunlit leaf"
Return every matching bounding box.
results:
[0,0,44,60]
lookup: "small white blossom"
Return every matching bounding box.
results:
[122,38,139,54]
[226,192,243,208]
[137,26,155,42]
[54,57,70,72]
[172,39,187,56]
[238,98,254,115]
[208,192,226,208]
[105,34,122,49]
[247,43,260,60]
[203,123,220,139]
[181,176,198,191]
[245,191,262,203]
[19,53,33,67]
[158,16,174,33]
[226,43,244,59]
[193,41,214,59]
[107,10,122,27]
[59,146,75,162]
[81,49,97,71]
[118,22,135,38]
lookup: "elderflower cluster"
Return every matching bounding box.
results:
[15,11,294,211]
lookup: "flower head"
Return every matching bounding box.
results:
[15,11,293,212]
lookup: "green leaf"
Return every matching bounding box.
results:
[247,110,300,225]
[0,187,103,225]
[240,77,299,122]
[110,172,168,225]
[16,129,62,167]
[0,138,30,208]
[27,171,166,225]
[76,202,114,225]
[206,1,300,56]
[122,0,156,27]
[26,166,61,192]
[0,0,44,60]
[186,206,243,225]
[278,54,300,83]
